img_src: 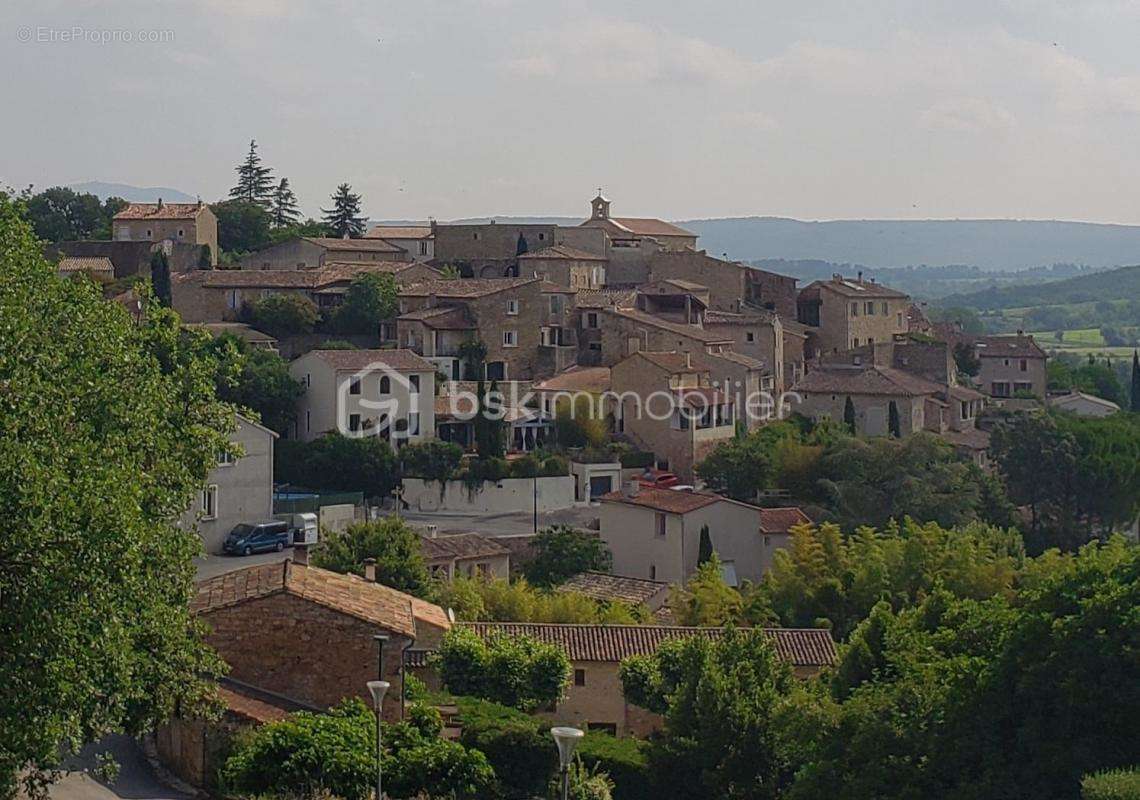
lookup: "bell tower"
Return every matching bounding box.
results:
[590,190,611,221]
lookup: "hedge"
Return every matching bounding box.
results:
[578,732,652,800]
[619,450,655,469]
[1083,769,1140,800]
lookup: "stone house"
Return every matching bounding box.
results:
[56,256,114,280]
[364,225,435,262]
[645,250,797,316]
[796,274,910,356]
[704,308,787,392]
[579,193,698,252]
[112,200,218,265]
[975,334,1048,398]
[420,531,511,580]
[575,288,638,365]
[236,236,409,270]
[44,239,209,278]
[179,413,276,555]
[596,306,736,367]
[410,622,836,737]
[171,261,439,323]
[191,555,451,720]
[432,221,607,278]
[599,484,808,586]
[397,277,545,380]
[289,349,436,444]
[609,351,738,481]
[519,244,607,289]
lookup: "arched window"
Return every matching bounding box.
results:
[379,376,391,394]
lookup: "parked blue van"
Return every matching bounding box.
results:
[223,521,291,556]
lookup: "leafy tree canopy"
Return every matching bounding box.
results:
[311,516,431,597]
[329,272,399,335]
[273,432,400,499]
[524,525,613,588]
[249,292,319,338]
[434,627,571,712]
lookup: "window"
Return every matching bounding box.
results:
[217,450,235,467]
[418,240,428,256]
[649,564,656,580]
[897,312,903,326]
[865,301,875,315]
[503,330,517,347]
[961,401,969,418]
[200,485,218,520]
[349,413,361,432]
[306,409,311,432]
[991,381,1011,398]
[474,562,489,578]
[746,331,755,342]
[379,375,390,394]
[145,228,152,239]
[227,290,240,310]
[409,375,420,394]
[585,312,599,328]
[408,412,420,436]
[655,512,666,538]
[1020,359,1028,372]
[852,337,859,348]
[850,302,859,317]
[549,294,564,314]
[430,564,449,580]
[473,232,479,240]
[506,299,519,315]
[538,232,546,241]
[882,301,888,315]
[574,669,587,687]
[349,377,362,395]
[177,228,185,238]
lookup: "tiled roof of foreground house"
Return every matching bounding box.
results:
[308,348,435,372]
[533,366,612,394]
[576,288,637,309]
[420,532,510,561]
[559,571,668,606]
[793,365,945,397]
[460,622,837,667]
[192,560,450,638]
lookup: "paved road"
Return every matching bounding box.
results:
[194,505,600,580]
[46,735,189,800]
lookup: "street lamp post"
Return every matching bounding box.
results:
[367,680,390,800]
[551,726,584,800]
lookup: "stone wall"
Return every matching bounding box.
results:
[45,240,209,278]
[402,476,576,513]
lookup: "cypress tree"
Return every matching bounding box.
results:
[844,396,856,434]
[1131,350,1140,412]
[697,525,714,566]
[228,139,275,207]
[888,400,901,437]
[149,248,171,307]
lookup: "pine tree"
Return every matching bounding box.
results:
[321,183,366,238]
[149,248,171,307]
[844,396,856,434]
[228,140,275,207]
[1131,350,1140,412]
[271,178,300,228]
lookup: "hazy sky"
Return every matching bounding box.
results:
[5,0,1140,223]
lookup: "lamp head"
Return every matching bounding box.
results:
[550,726,584,768]
[366,680,390,708]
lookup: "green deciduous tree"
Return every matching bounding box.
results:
[274,432,400,499]
[668,555,743,626]
[525,525,613,587]
[695,432,772,501]
[312,516,431,597]
[432,576,646,625]
[228,139,275,207]
[0,197,228,797]
[211,199,272,256]
[329,272,399,335]
[210,333,304,435]
[434,627,571,712]
[249,292,319,338]
[322,182,366,238]
[23,186,125,241]
[400,439,463,485]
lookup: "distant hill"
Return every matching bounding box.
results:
[678,217,1140,272]
[68,181,197,204]
[939,264,1140,310]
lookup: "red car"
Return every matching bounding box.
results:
[638,468,681,489]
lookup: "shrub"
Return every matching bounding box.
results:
[1083,768,1140,800]
[618,450,654,469]
[525,526,613,588]
[541,454,570,476]
[312,517,431,598]
[509,454,541,478]
[578,733,652,800]
[250,292,319,338]
[549,757,615,800]
[457,697,554,799]
[401,440,463,484]
[273,433,399,498]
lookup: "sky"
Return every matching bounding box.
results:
[5,0,1140,224]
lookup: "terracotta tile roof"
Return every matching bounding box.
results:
[606,307,733,344]
[217,686,291,724]
[576,288,637,309]
[1049,391,1120,412]
[800,277,908,300]
[310,348,435,372]
[559,572,668,606]
[697,349,765,371]
[181,263,405,290]
[947,384,985,402]
[793,365,944,397]
[540,281,579,294]
[758,507,812,534]
[192,561,451,637]
[634,351,700,374]
[940,427,992,451]
[599,486,721,514]
[398,306,474,330]
[57,256,114,273]
[113,202,206,221]
[192,322,278,343]
[420,532,510,561]
[976,335,1047,360]
[364,226,433,240]
[533,366,612,394]
[401,277,540,298]
[519,244,606,262]
[583,217,695,239]
[704,309,778,325]
[459,622,837,666]
[304,237,405,253]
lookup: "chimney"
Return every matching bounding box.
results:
[363,557,377,582]
[1016,329,1024,336]
[156,197,164,209]
[293,543,309,566]
[857,270,863,282]
[426,524,439,539]
[624,479,641,498]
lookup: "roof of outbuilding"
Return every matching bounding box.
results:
[192,561,450,637]
[575,288,637,309]
[304,237,406,253]
[308,348,435,372]
[758,507,812,534]
[459,622,837,666]
[558,572,669,606]
[57,256,114,273]
[420,532,509,561]
[533,366,612,394]
[599,486,722,514]
[400,277,540,298]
